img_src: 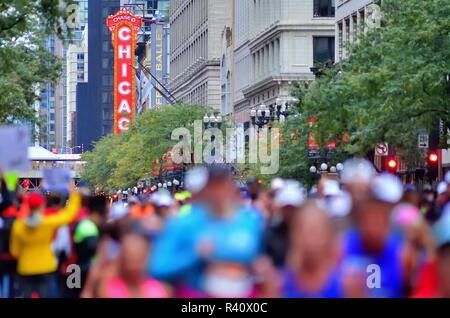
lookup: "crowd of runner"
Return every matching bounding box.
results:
[1,158,450,298]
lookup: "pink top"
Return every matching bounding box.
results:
[105,277,169,298]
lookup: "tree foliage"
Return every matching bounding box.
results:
[283,0,449,176]
[81,104,211,191]
[272,0,449,184]
[0,0,73,126]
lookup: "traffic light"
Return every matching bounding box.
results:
[386,157,398,174]
[427,151,439,182]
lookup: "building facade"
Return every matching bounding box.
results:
[230,0,336,123]
[58,0,88,153]
[76,0,120,151]
[38,35,64,152]
[169,0,233,110]
[335,0,375,62]
[66,28,88,151]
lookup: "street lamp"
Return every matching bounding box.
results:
[310,162,344,175]
[310,166,318,174]
[68,145,83,154]
[204,113,223,129]
[204,113,223,160]
[250,104,271,128]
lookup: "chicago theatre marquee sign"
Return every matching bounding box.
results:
[107,9,142,134]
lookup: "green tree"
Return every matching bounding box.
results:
[300,0,450,167]
[0,0,73,125]
[81,104,212,190]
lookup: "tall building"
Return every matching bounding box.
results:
[335,0,375,62]
[66,28,88,150]
[169,0,233,110]
[38,35,64,152]
[76,0,120,151]
[231,0,336,123]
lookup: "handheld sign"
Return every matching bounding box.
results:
[43,168,72,193]
[0,126,30,172]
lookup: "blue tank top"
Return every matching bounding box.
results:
[342,228,404,298]
[281,267,343,298]
[149,203,264,291]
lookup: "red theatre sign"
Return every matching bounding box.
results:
[107,9,142,134]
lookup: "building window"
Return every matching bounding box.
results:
[345,18,350,44]
[338,22,343,59]
[313,0,335,17]
[313,37,335,64]
[352,14,358,40]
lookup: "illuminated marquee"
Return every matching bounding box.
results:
[107,9,142,134]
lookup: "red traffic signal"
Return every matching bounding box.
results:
[428,152,438,163]
[385,157,398,174]
[388,159,398,169]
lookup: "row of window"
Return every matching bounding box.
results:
[252,38,281,82]
[185,82,208,106]
[171,29,208,79]
[170,0,208,53]
[337,8,366,61]
[251,36,335,84]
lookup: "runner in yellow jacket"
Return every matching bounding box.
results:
[10,192,81,297]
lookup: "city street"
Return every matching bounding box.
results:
[0,0,450,302]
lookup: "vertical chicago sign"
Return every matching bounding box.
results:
[107,9,142,134]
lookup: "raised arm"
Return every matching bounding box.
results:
[45,192,82,228]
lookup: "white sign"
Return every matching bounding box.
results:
[418,134,429,149]
[0,126,30,172]
[43,168,72,192]
[375,143,388,157]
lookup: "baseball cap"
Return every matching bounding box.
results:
[270,178,285,193]
[437,181,448,195]
[185,167,208,194]
[392,203,422,227]
[341,158,376,185]
[274,180,305,208]
[325,190,352,217]
[445,171,450,184]
[28,192,46,209]
[370,173,404,204]
[110,202,129,221]
[151,191,174,207]
[322,180,341,197]
[432,204,450,248]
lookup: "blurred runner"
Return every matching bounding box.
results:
[81,202,130,298]
[0,171,19,298]
[340,173,409,298]
[99,232,170,298]
[265,180,305,268]
[149,165,264,298]
[412,204,450,297]
[280,201,343,298]
[69,195,109,297]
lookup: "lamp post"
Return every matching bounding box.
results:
[204,113,222,159]
[250,98,297,128]
[310,162,344,178]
